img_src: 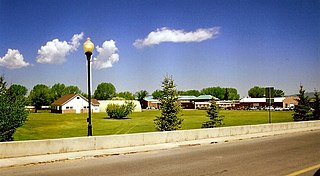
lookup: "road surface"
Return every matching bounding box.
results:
[1,130,319,176]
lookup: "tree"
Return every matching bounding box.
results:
[0,76,28,141]
[312,90,320,120]
[224,88,229,100]
[154,75,183,131]
[50,83,66,102]
[248,86,265,98]
[29,84,51,112]
[152,89,163,99]
[274,89,285,97]
[135,90,148,108]
[292,85,312,121]
[227,88,240,100]
[94,82,116,100]
[116,91,135,100]
[7,84,28,104]
[65,85,81,95]
[178,90,201,96]
[201,87,225,100]
[201,99,224,128]
[8,84,28,98]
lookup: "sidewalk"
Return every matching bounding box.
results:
[1,127,317,168]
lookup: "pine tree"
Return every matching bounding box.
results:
[154,75,183,131]
[292,85,312,121]
[312,90,320,120]
[202,99,224,128]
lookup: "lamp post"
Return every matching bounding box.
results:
[83,38,94,136]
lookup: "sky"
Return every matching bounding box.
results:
[0,0,319,97]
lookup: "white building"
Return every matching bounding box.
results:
[51,94,100,114]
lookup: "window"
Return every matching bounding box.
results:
[77,97,80,99]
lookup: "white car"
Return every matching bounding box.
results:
[274,107,282,111]
[265,106,274,110]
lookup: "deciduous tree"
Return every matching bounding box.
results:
[94,82,116,100]
[29,84,51,112]
[274,89,285,97]
[248,86,265,98]
[50,83,66,102]
[152,89,163,99]
[116,91,135,100]
[201,87,225,99]
[178,90,201,96]
[0,76,28,141]
[135,90,148,108]
[65,85,81,95]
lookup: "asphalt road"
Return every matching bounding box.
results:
[1,130,319,176]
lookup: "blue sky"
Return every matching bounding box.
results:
[0,0,319,97]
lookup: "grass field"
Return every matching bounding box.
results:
[13,110,294,141]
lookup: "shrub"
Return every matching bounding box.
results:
[106,101,135,119]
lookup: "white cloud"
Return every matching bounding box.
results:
[92,40,119,70]
[36,32,84,64]
[133,27,220,48]
[0,49,30,69]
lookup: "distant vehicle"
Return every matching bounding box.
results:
[283,107,290,111]
[264,106,274,110]
[249,107,258,110]
[274,107,282,111]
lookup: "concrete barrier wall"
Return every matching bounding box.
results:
[1,121,320,159]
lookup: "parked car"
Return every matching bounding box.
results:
[249,107,258,110]
[275,107,283,111]
[264,106,274,110]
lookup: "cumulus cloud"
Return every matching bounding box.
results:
[36,32,84,64]
[92,40,119,70]
[0,49,30,69]
[133,27,220,48]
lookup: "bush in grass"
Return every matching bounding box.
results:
[106,101,135,119]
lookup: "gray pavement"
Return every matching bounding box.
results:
[0,127,318,169]
[0,130,319,176]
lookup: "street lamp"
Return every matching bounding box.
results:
[83,38,94,136]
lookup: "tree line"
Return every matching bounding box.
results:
[2,77,288,113]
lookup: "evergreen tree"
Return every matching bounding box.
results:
[202,99,224,128]
[293,85,312,121]
[154,75,183,131]
[312,90,320,120]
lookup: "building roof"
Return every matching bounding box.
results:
[239,97,285,103]
[144,95,218,102]
[143,96,160,103]
[51,94,99,106]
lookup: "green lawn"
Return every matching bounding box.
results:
[13,110,294,141]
